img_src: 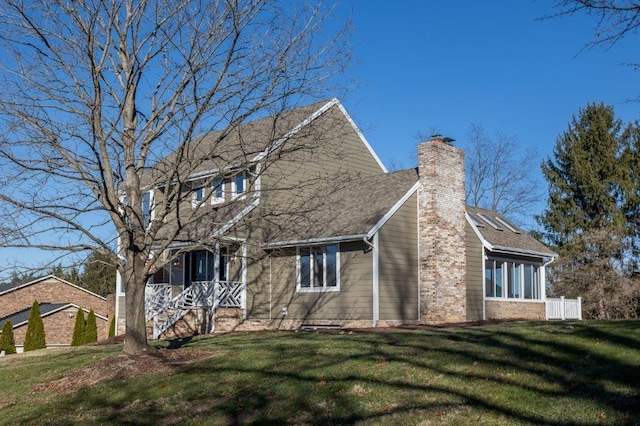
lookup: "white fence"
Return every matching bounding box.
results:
[545,296,582,320]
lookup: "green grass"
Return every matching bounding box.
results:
[0,320,639,425]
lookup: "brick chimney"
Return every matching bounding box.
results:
[417,136,466,323]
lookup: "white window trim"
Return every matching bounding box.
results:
[192,186,205,208]
[296,244,340,292]
[231,172,246,200]
[485,257,543,301]
[211,178,225,205]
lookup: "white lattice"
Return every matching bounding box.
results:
[216,281,245,307]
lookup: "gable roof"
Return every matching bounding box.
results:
[0,275,106,300]
[0,303,108,331]
[466,205,557,258]
[264,168,419,247]
[143,99,365,188]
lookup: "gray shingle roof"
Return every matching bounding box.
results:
[265,168,419,245]
[466,205,556,257]
[0,303,70,329]
[142,100,333,188]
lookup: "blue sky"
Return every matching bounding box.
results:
[2,1,639,275]
[336,1,640,177]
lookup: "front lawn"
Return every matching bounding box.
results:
[0,320,638,425]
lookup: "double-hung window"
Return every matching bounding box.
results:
[211,177,224,204]
[297,244,339,291]
[232,172,245,198]
[192,185,205,208]
[485,258,541,300]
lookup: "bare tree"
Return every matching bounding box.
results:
[0,0,350,354]
[464,124,542,227]
[551,1,640,49]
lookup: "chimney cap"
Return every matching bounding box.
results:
[429,134,455,145]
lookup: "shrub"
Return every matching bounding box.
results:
[23,300,46,352]
[71,308,86,346]
[0,320,17,355]
[108,316,115,338]
[84,309,98,344]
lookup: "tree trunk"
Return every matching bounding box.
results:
[123,254,150,355]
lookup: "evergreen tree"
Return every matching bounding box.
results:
[108,316,116,338]
[71,308,86,346]
[80,251,117,297]
[0,321,17,355]
[23,300,46,352]
[84,309,98,344]
[538,103,640,318]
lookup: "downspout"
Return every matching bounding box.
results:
[269,253,272,321]
[363,234,379,327]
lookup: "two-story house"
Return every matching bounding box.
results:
[115,98,564,339]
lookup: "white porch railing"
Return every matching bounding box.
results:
[145,280,245,339]
[545,296,582,320]
[145,283,172,318]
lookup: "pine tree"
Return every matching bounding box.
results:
[80,251,117,297]
[538,103,640,318]
[23,300,46,352]
[0,321,17,355]
[84,309,98,344]
[71,308,86,346]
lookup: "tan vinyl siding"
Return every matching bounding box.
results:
[260,105,385,215]
[245,241,373,321]
[377,192,418,321]
[465,222,484,321]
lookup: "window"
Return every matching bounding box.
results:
[192,186,205,207]
[232,172,245,197]
[478,213,504,230]
[297,244,339,291]
[485,258,541,300]
[470,215,485,227]
[142,191,151,226]
[211,177,224,204]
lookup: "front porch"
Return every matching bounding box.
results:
[145,242,247,339]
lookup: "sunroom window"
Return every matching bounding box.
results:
[485,258,541,300]
[297,244,339,291]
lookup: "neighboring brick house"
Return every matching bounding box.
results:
[0,275,109,351]
[116,99,562,339]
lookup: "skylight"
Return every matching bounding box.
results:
[495,216,521,234]
[478,213,504,231]
[469,215,485,227]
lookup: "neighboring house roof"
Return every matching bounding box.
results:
[264,168,419,246]
[0,303,108,331]
[0,275,106,300]
[466,205,557,258]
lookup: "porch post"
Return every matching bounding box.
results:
[242,241,247,319]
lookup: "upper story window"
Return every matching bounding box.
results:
[232,172,245,198]
[211,177,224,204]
[142,191,152,226]
[192,185,205,208]
[297,244,339,292]
[485,258,541,300]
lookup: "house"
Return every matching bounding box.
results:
[0,275,110,351]
[115,98,561,339]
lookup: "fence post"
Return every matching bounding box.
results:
[561,296,565,320]
[577,297,582,320]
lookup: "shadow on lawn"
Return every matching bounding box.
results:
[36,321,640,425]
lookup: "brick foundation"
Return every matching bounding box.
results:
[485,300,545,320]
